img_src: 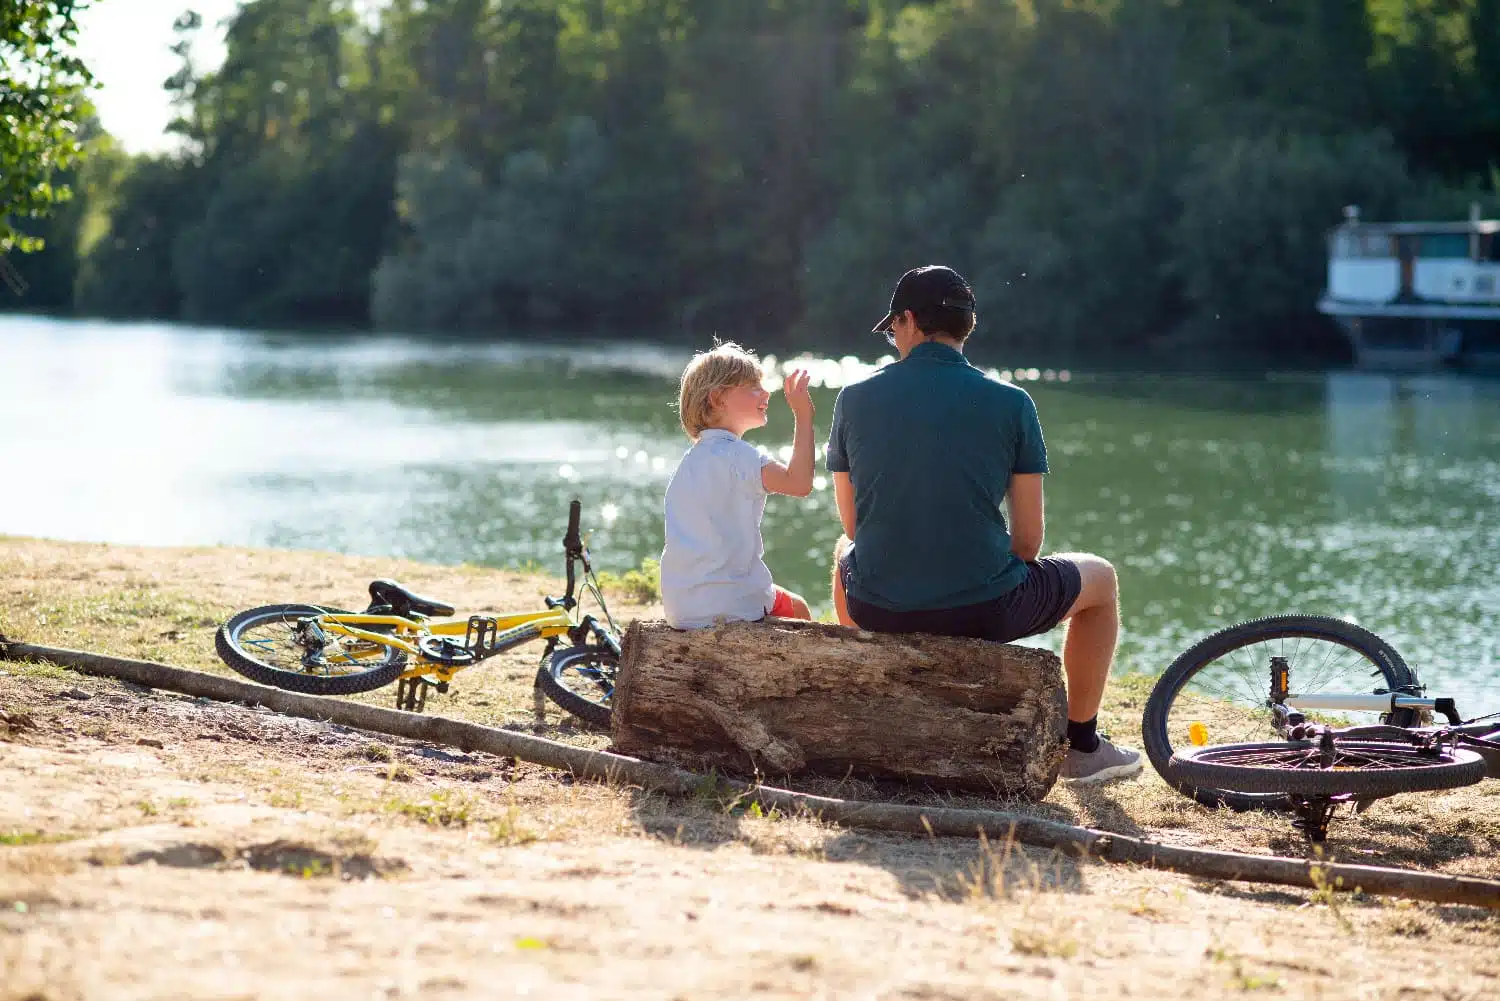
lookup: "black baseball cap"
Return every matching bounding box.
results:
[872,265,976,333]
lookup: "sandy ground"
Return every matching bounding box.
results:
[2,536,1499,1000]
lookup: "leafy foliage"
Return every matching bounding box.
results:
[0,0,93,258]
[12,0,1500,360]
[1169,132,1413,352]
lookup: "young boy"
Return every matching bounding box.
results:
[660,341,816,630]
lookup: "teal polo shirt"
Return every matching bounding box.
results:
[825,341,1049,611]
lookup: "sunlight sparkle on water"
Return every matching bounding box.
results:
[764,353,883,390]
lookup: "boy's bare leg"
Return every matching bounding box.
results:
[831,535,856,626]
[1051,553,1119,723]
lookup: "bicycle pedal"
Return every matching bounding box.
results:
[466,616,499,655]
[395,678,428,713]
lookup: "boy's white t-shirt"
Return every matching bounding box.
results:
[660,428,776,629]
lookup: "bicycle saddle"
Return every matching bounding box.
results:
[366,579,455,618]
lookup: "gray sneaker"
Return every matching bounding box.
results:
[1059,736,1144,785]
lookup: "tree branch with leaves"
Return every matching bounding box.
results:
[1,0,94,271]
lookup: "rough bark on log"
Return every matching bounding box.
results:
[610,618,1068,798]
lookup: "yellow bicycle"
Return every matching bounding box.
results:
[214,501,621,725]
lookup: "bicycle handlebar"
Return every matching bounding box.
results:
[564,499,582,554]
[562,499,582,603]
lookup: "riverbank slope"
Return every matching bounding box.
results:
[2,536,1498,999]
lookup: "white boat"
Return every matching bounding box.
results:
[1317,204,1500,370]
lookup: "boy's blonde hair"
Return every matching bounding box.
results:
[677,341,764,439]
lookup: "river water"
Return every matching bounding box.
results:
[5,315,1498,713]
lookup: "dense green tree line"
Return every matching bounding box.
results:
[7,0,1500,358]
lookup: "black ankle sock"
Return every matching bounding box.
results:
[1067,716,1099,753]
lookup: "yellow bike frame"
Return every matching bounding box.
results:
[314,606,576,684]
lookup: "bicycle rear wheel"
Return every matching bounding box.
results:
[216,604,407,696]
[1142,615,1418,811]
[1168,740,1486,798]
[537,645,616,728]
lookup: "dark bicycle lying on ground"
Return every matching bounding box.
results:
[1141,615,1500,841]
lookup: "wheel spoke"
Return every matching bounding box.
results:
[556,655,616,704]
[1198,743,1443,771]
[1169,631,1396,746]
[233,612,398,679]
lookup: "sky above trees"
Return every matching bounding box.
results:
[74,1,238,152]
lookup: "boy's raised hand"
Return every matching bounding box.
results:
[782,367,813,420]
[762,366,816,498]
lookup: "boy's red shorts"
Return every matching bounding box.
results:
[768,586,800,618]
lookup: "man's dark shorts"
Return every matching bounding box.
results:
[839,543,1082,643]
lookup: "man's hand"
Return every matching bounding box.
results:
[782,367,813,421]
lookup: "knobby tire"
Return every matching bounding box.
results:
[537,644,616,728]
[1168,740,1487,797]
[1142,614,1417,811]
[216,603,407,696]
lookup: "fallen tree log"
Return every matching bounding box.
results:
[610,618,1068,798]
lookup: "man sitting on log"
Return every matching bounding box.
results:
[826,265,1142,785]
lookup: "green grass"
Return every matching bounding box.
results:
[386,789,476,827]
[1,830,75,847]
[596,557,661,604]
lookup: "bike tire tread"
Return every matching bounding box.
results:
[1168,740,1487,797]
[537,645,615,729]
[216,603,407,696]
[1142,614,1417,812]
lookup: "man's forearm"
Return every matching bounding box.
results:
[832,472,856,537]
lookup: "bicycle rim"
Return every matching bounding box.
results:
[217,604,407,695]
[538,645,617,728]
[240,614,388,675]
[1169,740,1487,797]
[1143,615,1416,810]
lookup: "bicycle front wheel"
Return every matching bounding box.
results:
[216,604,407,696]
[1142,615,1418,811]
[537,645,617,728]
[1168,740,1486,798]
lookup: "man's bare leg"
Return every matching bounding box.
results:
[1052,553,1119,723]
[831,535,856,627]
[1049,552,1139,782]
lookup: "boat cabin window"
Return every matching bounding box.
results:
[1415,233,1471,258]
[1332,230,1393,258]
